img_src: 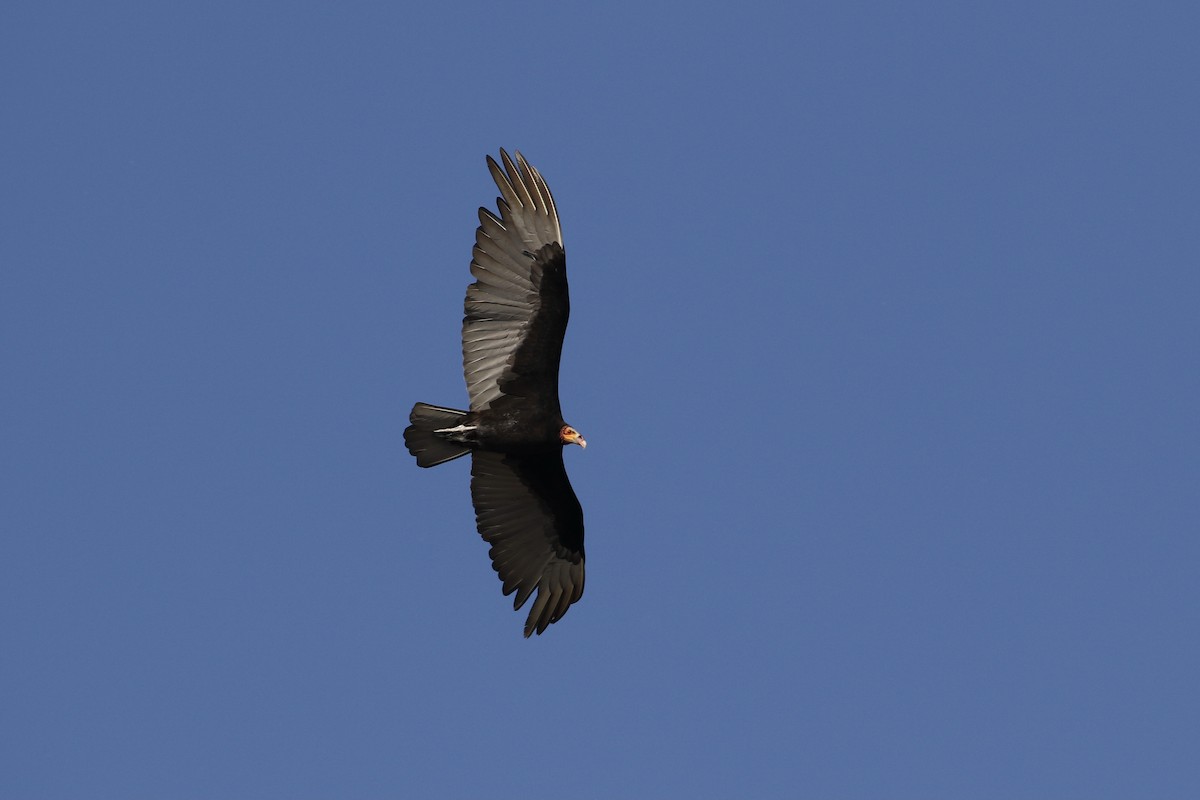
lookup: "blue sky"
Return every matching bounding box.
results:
[3,2,1198,797]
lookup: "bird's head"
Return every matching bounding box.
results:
[560,425,587,449]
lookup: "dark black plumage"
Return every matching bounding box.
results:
[404,150,586,637]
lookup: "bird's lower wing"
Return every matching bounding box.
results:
[469,450,585,636]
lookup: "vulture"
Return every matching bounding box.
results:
[403,150,586,637]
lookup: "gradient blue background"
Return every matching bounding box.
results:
[3,2,1198,797]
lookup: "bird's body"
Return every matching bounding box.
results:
[404,150,586,637]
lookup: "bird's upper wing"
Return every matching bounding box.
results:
[470,449,585,636]
[462,150,568,413]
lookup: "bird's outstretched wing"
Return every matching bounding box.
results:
[470,449,585,636]
[462,150,568,413]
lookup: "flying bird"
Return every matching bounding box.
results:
[404,150,586,637]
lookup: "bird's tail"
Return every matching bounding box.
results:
[404,403,472,468]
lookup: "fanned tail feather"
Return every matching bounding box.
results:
[404,403,471,467]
